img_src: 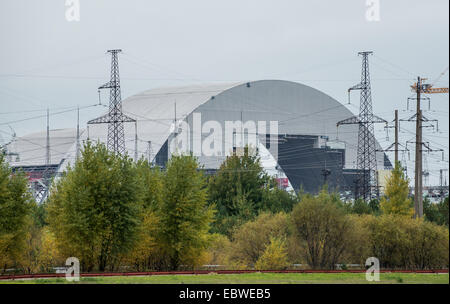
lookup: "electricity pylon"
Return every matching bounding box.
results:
[88,50,135,155]
[337,51,387,201]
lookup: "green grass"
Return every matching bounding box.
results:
[1,272,448,284]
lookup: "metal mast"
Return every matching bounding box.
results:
[76,105,80,160]
[46,108,50,165]
[337,51,386,201]
[377,109,409,167]
[407,77,448,218]
[147,141,153,166]
[88,50,135,155]
[414,77,423,218]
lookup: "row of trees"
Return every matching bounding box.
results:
[0,143,448,273]
[216,195,448,270]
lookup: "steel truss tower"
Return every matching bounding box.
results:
[337,51,386,201]
[88,50,135,155]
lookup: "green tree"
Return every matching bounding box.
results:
[438,197,449,227]
[291,190,353,269]
[423,196,441,224]
[0,153,33,272]
[122,160,165,271]
[47,142,142,271]
[208,147,289,235]
[261,180,298,213]
[136,160,163,211]
[122,210,164,271]
[351,198,372,215]
[380,162,414,217]
[157,155,214,270]
[368,199,381,215]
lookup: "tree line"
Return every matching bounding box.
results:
[0,143,448,273]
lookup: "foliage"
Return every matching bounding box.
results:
[0,154,32,272]
[351,198,372,215]
[362,214,449,269]
[121,210,165,271]
[380,162,414,217]
[406,220,449,269]
[261,181,298,213]
[255,237,289,270]
[423,197,440,224]
[368,199,381,215]
[438,197,449,227]
[342,215,372,266]
[21,215,42,274]
[291,190,353,269]
[2,143,448,274]
[205,233,232,267]
[207,148,269,236]
[136,160,163,211]
[38,228,62,273]
[424,196,449,227]
[121,161,165,271]
[157,155,214,270]
[47,142,143,272]
[228,212,289,267]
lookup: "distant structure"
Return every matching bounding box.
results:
[6,80,393,202]
[88,50,135,155]
[337,52,387,201]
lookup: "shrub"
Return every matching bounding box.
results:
[205,233,232,267]
[255,237,289,270]
[229,212,289,267]
[291,190,353,269]
[363,215,449,269]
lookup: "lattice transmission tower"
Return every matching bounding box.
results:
[88,50,135,155]
[337,51,386,201]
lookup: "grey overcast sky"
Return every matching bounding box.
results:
[0,0,448,184]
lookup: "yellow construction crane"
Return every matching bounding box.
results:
[411,68,449,94]
[411,82,449,94]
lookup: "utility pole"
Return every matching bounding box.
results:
[46,108,50,165]
[440,169,448,198]
[76,105,80,160]
[88,50,136,155]
[353,179,359,201]
[394,110,399,164]
[322,168,331,186]
[414,77,423,219]
[408,76,448,217]
[377,109,408,169]
[147,141,153,165]
[134,121,138,161]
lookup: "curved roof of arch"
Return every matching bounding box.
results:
[7,80,387,171]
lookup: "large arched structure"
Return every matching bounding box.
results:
[6,80,392,196]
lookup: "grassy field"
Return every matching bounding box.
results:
[1,272,448,284]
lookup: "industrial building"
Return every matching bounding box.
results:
[4,80,392,202]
